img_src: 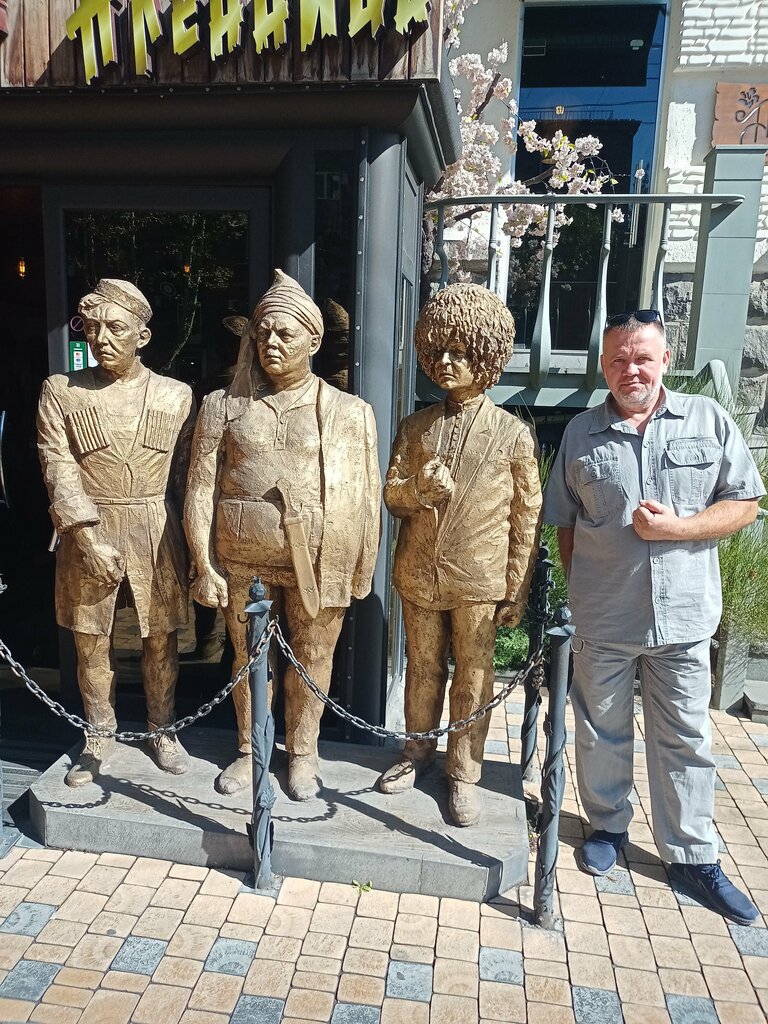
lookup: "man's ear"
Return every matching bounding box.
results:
[137,327,152,350]
[309,333,322,357]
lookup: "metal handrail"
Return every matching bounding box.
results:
[425,191,747,396]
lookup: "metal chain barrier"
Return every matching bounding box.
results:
[0,622,276,742]
[272,619,547,742]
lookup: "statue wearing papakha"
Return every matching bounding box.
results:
[37,279,195,787]
[185,270,381,801]
[379,284,542,826]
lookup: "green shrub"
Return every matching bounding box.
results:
[493,626,529,670]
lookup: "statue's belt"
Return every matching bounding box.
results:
[93,495,167,505]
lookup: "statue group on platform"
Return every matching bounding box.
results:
[37,271,542,827]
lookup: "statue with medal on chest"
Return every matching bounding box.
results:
[378,284,542,826]
[185,270,381,801]
[37,279,196,787]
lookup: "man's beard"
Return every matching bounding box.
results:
[611,382,661,410]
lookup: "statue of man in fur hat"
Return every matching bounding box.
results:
[185,270,381,800]
[37,279,195,787]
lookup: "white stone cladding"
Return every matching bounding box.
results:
[680,0,768,68]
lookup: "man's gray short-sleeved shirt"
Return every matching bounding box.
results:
[542,389,766,646]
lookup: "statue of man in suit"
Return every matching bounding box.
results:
[37,279,195,787]
[379,284,542,826]
[185,270,380,801]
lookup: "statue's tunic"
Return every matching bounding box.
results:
[384,395,542,611]
[37,367,194,637]
[193,377,381,607]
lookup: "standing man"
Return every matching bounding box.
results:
[543,310,765,924]
[37,279,195,787]
[184,270,380,802]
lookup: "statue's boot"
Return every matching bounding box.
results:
[288,754,321,801]
[65,734,117,789]
[147,724,190,775]
[215,754,252,795]
[378,754,434,794]
[448,779,481,827]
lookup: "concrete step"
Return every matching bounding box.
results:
[743,678,768,723]
[29,728,530,902]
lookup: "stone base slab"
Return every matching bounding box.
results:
[29,728,529,901]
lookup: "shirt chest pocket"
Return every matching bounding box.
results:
[664,438,722,508]
[575,456,624,521]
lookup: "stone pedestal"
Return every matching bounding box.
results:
[29,728,530,901]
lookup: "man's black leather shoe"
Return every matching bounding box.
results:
[668,861,758,925]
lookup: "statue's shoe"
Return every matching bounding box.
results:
[448,779,481,827]
[148,729,190,776]
[288,754,321,801]
[215,754,252,795]
[65,735,116,788]
[378,755,434,794]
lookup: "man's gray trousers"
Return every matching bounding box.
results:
[571,637,719,864]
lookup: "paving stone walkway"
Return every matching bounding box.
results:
[1,688,768,1023]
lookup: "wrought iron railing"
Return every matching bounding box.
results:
[424,191,745,405]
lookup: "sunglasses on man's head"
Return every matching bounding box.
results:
[604,309,662,330]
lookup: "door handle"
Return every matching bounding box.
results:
[0,410,9,509]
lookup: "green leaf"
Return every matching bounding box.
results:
[352,880,373,893]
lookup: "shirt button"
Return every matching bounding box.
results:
[646,478,653,485]
[653,557,660,564]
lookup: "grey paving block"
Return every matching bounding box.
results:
[752,778,768,795]
[0,902,56,936]
[205,937,258,975]
[714,777,726,791]
[0,960,60,1001]
[507,724,522,738]
[713,754,742,769]
[729,923,768,957]
[111,936,167,975]
[331,1004,381,1024]
[505,701,525,715]
[633,739,646,753]
[752,734,768,747]
[231,995,283,1024]
[484,741,508,755]
[666,993,719,1024]
[595,869,635,896]
[572,986,623,1024]
[385,961,433,1002]
[479,946,523,984]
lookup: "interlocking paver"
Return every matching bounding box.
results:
[242,957,294,997]
[153,956,205,988]
[132,982,189,1024]
[0,902,56,936]
[110,936,167,975]
[666,993,719,1024]
[572,985,623,1024]
[478,947,523,985]
[379,997,428,1024]
[432,957,478,997]
[0,960,60,1001]
[231,994,283,1024]
[100,970,150,993]
[330,1003,381,1024]
[385,962,432,1002]
[78,989,139,1024]
[479,979,526,1021]
[729,924,768,957]
[204,937,257,976]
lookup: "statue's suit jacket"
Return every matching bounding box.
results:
[384,395,542,611]
[191,377,381,609]
[37,368,195,637]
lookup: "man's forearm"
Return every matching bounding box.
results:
[557,527,574,575]
[678,499,759,541]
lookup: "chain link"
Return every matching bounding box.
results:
[0,622,276,742]
[0,616,545,745]
[272,619,546,742]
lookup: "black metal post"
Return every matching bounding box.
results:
[533,605,574,929]
[521,545,552,782]
[244,578,275,890]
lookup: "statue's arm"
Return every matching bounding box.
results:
[171,390,197,516]
[383,418,427,518]
[352,404,382,597]
[36,379,100,534]
[184,392,229,608]
[499,423,543,625]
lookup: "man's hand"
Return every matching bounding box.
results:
[416,458,454,506]
[191,567,229,608]
[632,499,684,542]
[72,527,125,587]
[494,601,525,628]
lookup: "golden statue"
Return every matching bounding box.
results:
[379,284,542,826]
[185,270,381,801]
[37,279,195,787]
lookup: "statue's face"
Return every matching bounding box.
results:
[83,301,150,375]
[254,312,319,382]
[433,336,477,394]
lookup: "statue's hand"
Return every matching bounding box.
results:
[416,458,454,506]
[72,529,125,587]
[494,601,525,628]
[191,567,229,609]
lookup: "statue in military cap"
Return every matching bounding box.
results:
[185,270,381,801]
[37,279,195,787]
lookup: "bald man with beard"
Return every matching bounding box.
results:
[185,271,380,801]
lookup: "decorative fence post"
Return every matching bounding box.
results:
[533,605,574,929]
[244,578,275,890]
[521,545,552,782]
